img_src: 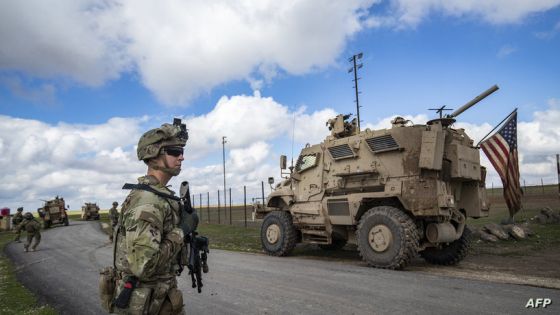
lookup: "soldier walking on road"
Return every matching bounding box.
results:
[12,207,24,242]
[104,118,189,314]
[16,212,41,252]
[108,201,119,242]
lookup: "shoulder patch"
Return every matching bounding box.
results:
[135,206,164,231]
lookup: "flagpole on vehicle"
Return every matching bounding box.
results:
[475,108,518,147]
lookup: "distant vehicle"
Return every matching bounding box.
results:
[256,85,498,270]
[81,202,100,220]
[38,197,69,228]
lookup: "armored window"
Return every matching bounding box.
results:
[327,144,355,160]
[296,153,318,172]
[366,135,400,153]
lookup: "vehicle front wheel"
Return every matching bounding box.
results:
[44,220,51,229]
[261,211,297,256]
[63,217,69,226]
[356,206,419,270]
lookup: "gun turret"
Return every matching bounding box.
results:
[448,84,499,118]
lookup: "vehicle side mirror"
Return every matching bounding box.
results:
[280,155,287,170]
[268,177,274,185]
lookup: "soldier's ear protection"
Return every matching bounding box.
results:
[173,118,188,142]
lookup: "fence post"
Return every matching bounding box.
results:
[244,185,247,228]
[229,187,232,225]
[542,178,545,194]
[207,192,210,224]
[218,190,221,224]
[261,181,265,207]
[199,193,202,222]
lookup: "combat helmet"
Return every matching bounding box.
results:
[112,201,118,206]
[24,212,33,220]
[137,118,188,162]
[17,207,23,212]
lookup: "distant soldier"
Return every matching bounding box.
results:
[12,207,24,242]
[16,212,41,252]
[108,201,119,242]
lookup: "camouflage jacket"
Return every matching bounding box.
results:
[109,206,119,226]
[114,175,183,282]
[12,212,23,225]
[17,219,41,234]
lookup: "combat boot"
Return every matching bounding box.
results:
[24,246,29,252]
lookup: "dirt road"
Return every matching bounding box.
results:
[5,221,560,314]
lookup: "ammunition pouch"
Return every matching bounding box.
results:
[99,266,116,313]
[147,282,170,314]
[114,279,152,315]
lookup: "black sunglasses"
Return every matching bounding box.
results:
[163,147,184,157]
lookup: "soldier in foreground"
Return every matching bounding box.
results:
[108,201,119,242]
[101,119,189,314]
[16,212,41,252]
[12,207,24,242]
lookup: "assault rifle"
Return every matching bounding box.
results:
[178,181,209,293]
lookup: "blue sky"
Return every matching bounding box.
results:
[1,0,559,210]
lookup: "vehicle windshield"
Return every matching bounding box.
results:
[296,153,317,172]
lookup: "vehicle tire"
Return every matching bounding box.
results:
[44,220,51,229]
[356,206,419,270]
[420,226,472,265]
[261,211,297,256]
[63,217,69,226]
[318,237,347,250]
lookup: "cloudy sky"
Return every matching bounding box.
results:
[1,0,559,211]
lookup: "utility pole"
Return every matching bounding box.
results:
[348,52,363,132]
[557,154,559,197]
[222,136,227,210]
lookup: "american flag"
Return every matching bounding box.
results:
[480,110,522,217]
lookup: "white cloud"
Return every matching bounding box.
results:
[2,0,558,106]
[0,115,146,209]
[0,0,375,105]
[368,0,560,28]
[0,0,130,86]
[0,92,338,209]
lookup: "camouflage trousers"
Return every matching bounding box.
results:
[14,229,22,242]
[24,232,41,251]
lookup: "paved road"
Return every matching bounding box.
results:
[5,221,560,315]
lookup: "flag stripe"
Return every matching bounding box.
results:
[481,111,522,217]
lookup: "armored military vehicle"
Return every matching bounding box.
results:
[38,196,69,228]
[256,85,498,270]
[81,202,100,220]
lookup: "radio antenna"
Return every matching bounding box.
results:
[290,113,296,172]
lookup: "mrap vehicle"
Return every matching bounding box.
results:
[256,85,498,269]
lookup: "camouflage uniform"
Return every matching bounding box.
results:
[12,207,24,242]
[110,119,188,315]
[109,202,119,242]
[16,213,41,252]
